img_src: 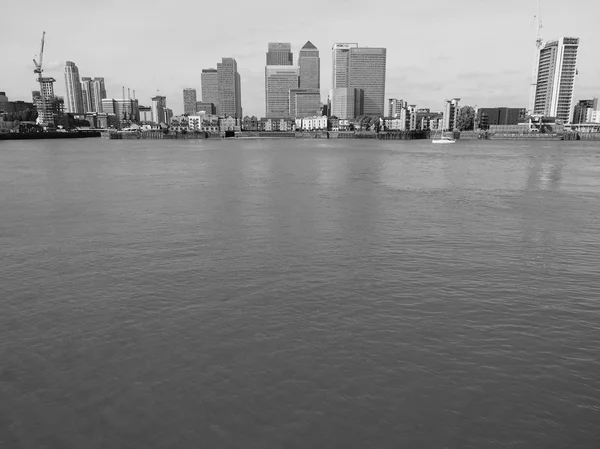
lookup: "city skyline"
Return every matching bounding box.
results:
[2,0,599,117]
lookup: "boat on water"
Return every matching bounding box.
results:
[432,129,455,144]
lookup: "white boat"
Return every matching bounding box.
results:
[432,129,456,144]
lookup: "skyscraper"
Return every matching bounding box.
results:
[81,77,93,112]
[266,42,293,65]
[348,47,386,116]
[201,69,219,113]
[91,78,106,113]
[531,37,579,122]
[332,43,358,89]
[64,61,84,114]
[183,88,197,115]
[217,58,242,118]
[289,88,321,117]
[265,66,298,117]
[299,41,320,89]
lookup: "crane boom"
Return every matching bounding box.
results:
[33,31,46,75]
[528,0,543,115]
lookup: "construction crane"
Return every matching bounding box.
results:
[33,31,46,78]
[528,0,543,115]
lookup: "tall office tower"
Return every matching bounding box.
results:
[266,42,293,65]
[217,58,242,118]
[332,43,358,88]
[531,37,579,122]
[298,41,320,89]
[573,98,598,123]
[443,98,461,131]
[348,47,386,116]
[151,96,167,124]
[289,88,321,117]
[64,61,84,113]
[81,77,93,112]
[265,66,298,117]
[201,69,219,114]
[91,78,107,113]
[388,98,406,118]
[183,88,197,115]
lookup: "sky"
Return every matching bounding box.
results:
[1,0,599,117]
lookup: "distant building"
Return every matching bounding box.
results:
[477,107,527,129]
[332,43,358,89]
[295,115,328,131]
[183,88,197,115]
[415,109,443,130]
[217,58,242,118]
[81,77,106,113]
[388,98,406,118]
[266,42,293,65]
[165,108,173,125]
[219,116,241,132]
[531,37,579,122]
[265,65,298,117]
[443,98,460,131]
[298,41,320,89]
[242,115,259,131]
[195,101,215,114]
[329,87,363,119]
[64,61,84,114]
[101,98,139,126]
[572,99,598,124]
[348,47,386,116]
[260,117,295,132]
[407,105,417,130]
[0,92,34,114]
[151,96,167,124]
[139,105,152,122]
[289,88,321,118]
[201,69,219,114]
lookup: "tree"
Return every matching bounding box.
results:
[456,106,475,131]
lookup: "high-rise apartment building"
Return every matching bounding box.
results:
[299,41,320,89]
[217,58,242,118]
[183,88,197,115]
[443,98,460,131]
[64,61,84,114]
[265,66,298,117]
[348,48,386,116]
[388,98,406,118]
[531,37,579,122]
[201,69,219,114]
[266,42,293,65]
[151,96,167,124]
[80,77,106,113]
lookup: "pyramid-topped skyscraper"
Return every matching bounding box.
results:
[298,41,320,89]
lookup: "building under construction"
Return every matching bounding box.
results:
[33,32,63,127]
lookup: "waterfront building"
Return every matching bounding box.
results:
[572,99,598,124]
[64,61,84,114]
[443,98,460,131]
[219,116,241,132]
[201,69,219,114]
[414,109,444,130]
[34,77,60,126]
[289,88,321,118]
[195,101,215,114]
[296,115,328,131]
[266,42,293,65]
[476,107,527,129]
[265,65,298,117]
[183,88,197,115]
[407,105,417,130]
[80,77,106,113]
[242,115,259,131]
[217,58,242,118]
[388,98,406,118]
[188,113,220,133]
[299,41,320,89]
[260,117,295,132]
[151,96,167,124]
[532,37,579,122]
[329,87,364,119]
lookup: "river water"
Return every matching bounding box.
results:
[1,138,600,448]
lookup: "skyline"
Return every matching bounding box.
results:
[2,0,599,117]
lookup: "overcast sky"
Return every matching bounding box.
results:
[1,0,598,116]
